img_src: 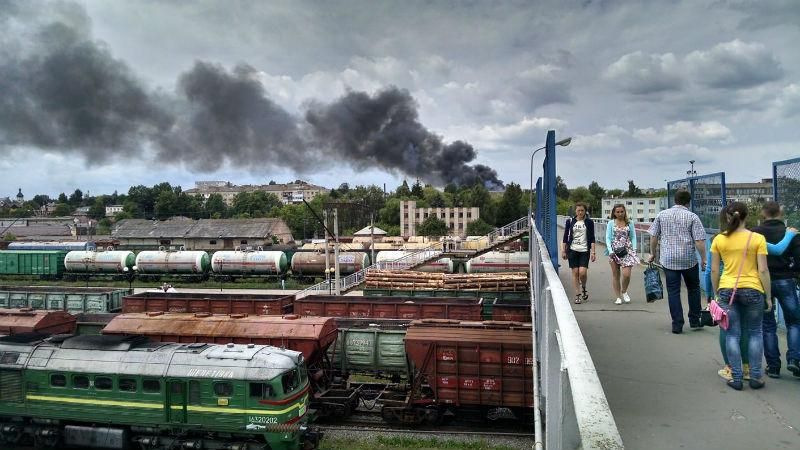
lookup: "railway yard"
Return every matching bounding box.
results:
[0,244,535,450]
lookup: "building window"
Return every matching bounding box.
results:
[424,213,428,218]
[458,223,463,229]
[240,240,247,245]
[403,213,408,218]
[209,240,217,245]
[450,212,454,218]
[649,200,656,204]
[459,212,463,218]
[415,213,419,218]
[189,380,201,404]
[467,212,472,219]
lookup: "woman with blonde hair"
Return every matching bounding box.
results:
[711,202,771,390]
[606,204,640,305]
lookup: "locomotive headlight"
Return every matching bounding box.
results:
[132,266,138,272]
[123,267,129,272]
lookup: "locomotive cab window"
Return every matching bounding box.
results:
[281,370,299,394]
[119,378,137,392]
[213,381,233,397]
[249,382,273,399]
[143,379,161,393]
[50,373,66,387]
[73,375,89,389]
[95,377,112,390]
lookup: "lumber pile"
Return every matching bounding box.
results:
[365,270,529,292]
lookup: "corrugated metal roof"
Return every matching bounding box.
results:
[112,218,293,241]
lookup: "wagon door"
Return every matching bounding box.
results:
[167,380,187,423]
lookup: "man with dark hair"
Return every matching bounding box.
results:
[752,201,800,378]
[648,189,707,334]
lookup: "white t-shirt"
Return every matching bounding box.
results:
[570,219,588,252]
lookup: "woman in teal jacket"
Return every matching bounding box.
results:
[606,204,640,305]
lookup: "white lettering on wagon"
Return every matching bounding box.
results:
[186,369,235,378]
[249,416,278,424]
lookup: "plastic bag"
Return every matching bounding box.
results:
[644,263,663,303]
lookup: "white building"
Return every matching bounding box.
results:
[185,181,329,206]
[105,205,124,217]
[400,200,480,237]
[601,197,668,223]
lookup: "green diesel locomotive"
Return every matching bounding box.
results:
[0,334,320,450]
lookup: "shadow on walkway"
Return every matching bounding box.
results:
[559,246,800,450]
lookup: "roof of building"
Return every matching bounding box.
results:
[112,218,294,242]
[4,225,73,237]
[353,225,387,236]
[185,181,328,194]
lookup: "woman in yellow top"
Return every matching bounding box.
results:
[711,202,772,390]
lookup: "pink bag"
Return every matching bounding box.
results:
[709,232,753,330]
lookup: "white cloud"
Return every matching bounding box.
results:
[685,40,784,89]
[775,83,800,117]
[475,117,568,141]
[604,51,683,95]
[637,144,714,164]
[633,121,734,144]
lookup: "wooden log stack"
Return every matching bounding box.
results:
[365,270,529,292]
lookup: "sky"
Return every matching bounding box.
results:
[1,0,799,199]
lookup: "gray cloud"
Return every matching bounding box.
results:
[604,51,684,95]
[727,0,800,30]
[685,40,784,89]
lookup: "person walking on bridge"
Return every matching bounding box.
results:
[607,204,640,305]
[648,189,707,334]
[562,202,596,304]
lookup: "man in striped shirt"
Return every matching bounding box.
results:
[648,189,707,334]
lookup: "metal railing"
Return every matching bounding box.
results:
[530,218,623,449]
[559,216,653,259]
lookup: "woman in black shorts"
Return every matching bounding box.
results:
[562,202,596,303]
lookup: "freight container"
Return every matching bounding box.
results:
[0,250,67,277]
[294,295,482,320]
[64,250,135,273]
[122,291,294,315]
[0,286,129,312]
[0,308,76,335]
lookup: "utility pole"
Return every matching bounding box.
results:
[323,209,330,293]
[370,212,375,266]
[333,208,341,295]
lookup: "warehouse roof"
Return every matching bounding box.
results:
[353,226,387,236]
[112,218,294,242]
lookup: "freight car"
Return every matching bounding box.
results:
[290,251,370,280]
[64,250,136,280]
[211,249,288,280]
[375,250,455,273]
[7,241,96,251]
[295,295,483,321]
[135,249,211,281]
[0,308,76,335]
[122,291,294,315]
[0,285,129,313]
[465,251,530,273]
[0,250,67,279]
[0,334,320,450]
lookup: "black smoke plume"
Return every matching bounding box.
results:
[0,0,504,188]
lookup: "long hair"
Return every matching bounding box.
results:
[720,202,748,235]
[611,204,629,225]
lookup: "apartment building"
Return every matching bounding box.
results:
[601,197,668,222]
[186,181,329,206]
[400,200,479,237]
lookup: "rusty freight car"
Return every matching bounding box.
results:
[122,291,294,315]
[0,308,76,335]
[294,295,483,321]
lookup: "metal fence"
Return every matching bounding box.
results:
[530,217,624,449]
[667,172,726,231]
[773,157,800,225]
[536,130,558,268]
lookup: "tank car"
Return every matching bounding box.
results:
[290,251,370,278]
[64,250,135,274]
[135,249,210,280]
[211,249,287,278]
[0,334,320,450]
[375,250,455,273]
[465,251,530,273]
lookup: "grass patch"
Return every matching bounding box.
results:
[321,436,519,450]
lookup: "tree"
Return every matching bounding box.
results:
[378,198,401,226]
[411,181,424,198]
[607,188,624,198]
[68,189,83,206]
[496,182,525,226]
[3,232,16,241]
[466,219,494,236]
[31,194,50,208]
[395,180,411,197]
[568,187,596,215]
[416,215,449,236]
[205,194,227,218]
[625,180,643,197]
[88,197,107,220]
[587,181,606,215]
[57,193,68,204]
[555,176,570,200]
[53,203,73,216]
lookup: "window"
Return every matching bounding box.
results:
[209,240,217,245]
[466,212,472,219]
[626,201,632,205]
[214,382,233,397]
[459,212,463,218]
[73,375,89,389]
[458,223,463,229]
[50,374,66,387]
[159,240,171,246]
[415,213,419,218]
[119,378,137,392]
[189,380,201,404]
[424,213,428,218]
[0,352,19,364]
[249,382,273,399]
[95,377,112,390]
[240,240,247,245]
[282,371,299,394]
[403,213,408,219]
[143,379,161,393]
[649,200,656,204]
[450,212,454,218]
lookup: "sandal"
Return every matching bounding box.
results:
[582,290,589,302]
[574,294,583,304]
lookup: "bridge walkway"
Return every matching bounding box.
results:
[560,241,800,449]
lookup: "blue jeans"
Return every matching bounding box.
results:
[720,288,765,382]
[763,278,800,368]
[664,264,701,327]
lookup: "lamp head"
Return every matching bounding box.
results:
[556,137,572,147]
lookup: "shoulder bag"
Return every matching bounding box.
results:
[708,232,752,330]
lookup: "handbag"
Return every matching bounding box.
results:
[613,247,628,258]
[643,263,663,302]
[708,232,753,330]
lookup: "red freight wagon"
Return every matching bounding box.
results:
[101,312,337,369]
[122,292,293,315]
[0,308,76,335]
[294,295,482,321]
[402,320,533,411]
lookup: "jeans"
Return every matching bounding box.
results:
[664,264,701,327]
[763,278,800,368]
[719,319,749,365]
[720,288,765,382]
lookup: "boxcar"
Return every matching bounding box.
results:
[0,308,76,335]
[122,291,294,315]
[0,285,130,313]
[363,288,531,302]
[294,295,483,320]
[328,318,410,378]
[0,250,67,278]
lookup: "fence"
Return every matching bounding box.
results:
[773,157,800,225]
[535,130,558,268]
[667,172,726,231]
[530,217,623,449]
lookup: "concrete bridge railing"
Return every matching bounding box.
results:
[530,218,624,449]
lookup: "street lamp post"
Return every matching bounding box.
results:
[687,160,697,178]
[528,137,572,225]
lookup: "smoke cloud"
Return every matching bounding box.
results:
[0,0,504,188]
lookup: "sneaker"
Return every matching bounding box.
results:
[574,294,582,304]
[743,364,751,381]
[614,298,623,305]
[727,379,743,391]
[766,366,781,379]
[749,378,766,390]
[622,292,631,303]
[717,365,733,381]
[787,359,800,377]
